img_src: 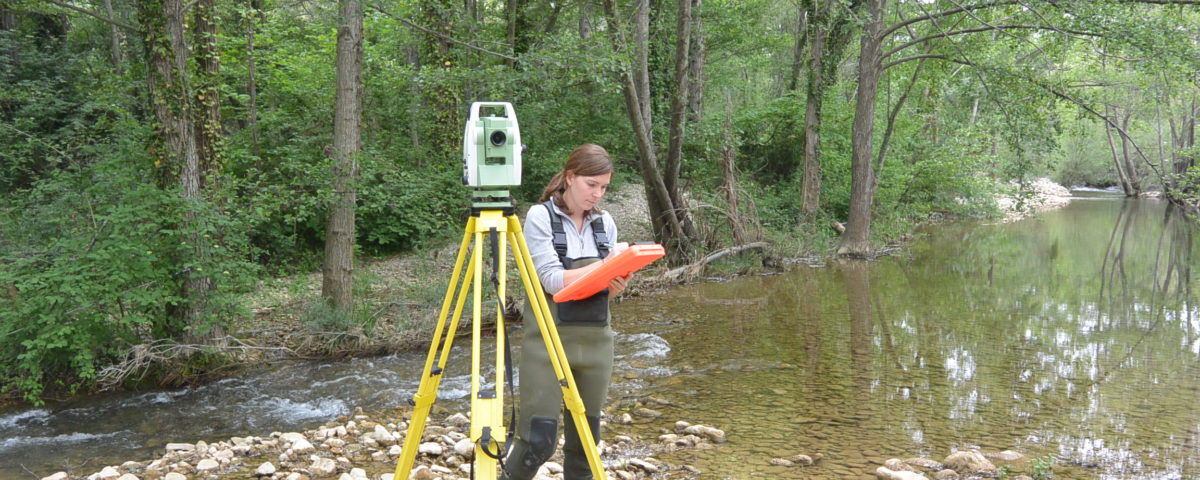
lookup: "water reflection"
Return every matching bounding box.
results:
[616,194,1200,479]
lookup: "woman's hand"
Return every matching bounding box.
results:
[608,273,631,296]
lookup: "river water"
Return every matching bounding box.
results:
[2,191,1198,479]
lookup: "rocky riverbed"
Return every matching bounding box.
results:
[50,403,1049,480]
[49,406,727,480]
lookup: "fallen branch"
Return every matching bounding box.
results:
[660,242,770,283]
[96,337,294,389]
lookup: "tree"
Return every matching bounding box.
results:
[798,0,860,222]
[139,0,219,337]
[604,0,698,257]
[837,0,886,257]
[322,0,364,312]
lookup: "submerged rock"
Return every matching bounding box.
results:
[983,450,1024,461]
[875,466,927,479]
[943,450,996,476]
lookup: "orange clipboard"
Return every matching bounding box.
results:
[552,243,665,303]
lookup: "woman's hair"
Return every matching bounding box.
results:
[539,143,613,214]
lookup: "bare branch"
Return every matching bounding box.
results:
[366,4,517,62]
[39,0,138,31]
[883,24,1100,59]
[881,0,1021,39]
[882,53,972,70]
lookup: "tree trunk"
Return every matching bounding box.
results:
[1104,106,1133,195]
[799,24,827,221]
[665,0,698,240]
[505,0,517,67]
[788,3,808,92]
[193,0,220,186]
[1119,112,1141,194]
[799,0,859,222]
[837,0,886,257]
[580,0,594,39]
[322,0,363,312]
[103,0,123,75]
[2,8,18,70]
[420,0,457,157]
[686,0,705,122]
[247,0,262,157]
[141,0,216,336]
[634,0,651,138]
[721,89,747,244]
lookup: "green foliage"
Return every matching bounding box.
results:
[1030,454,1056,480]
[356,162,466,252]
[0,141,258,403]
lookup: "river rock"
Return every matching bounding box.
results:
[388,445,403,456]
[349,468,369,480]
[41,473,69,480]
[683,424,726,443]
[934,469,960,480]
[788,454,815,466]
[370,425,397,445]
[309,456,338,477]
[418,442,444,456]
[256,462,277,476]
[627,458,660,473]
[770,458,795,467]
[905,458,943,471]
[885,458,920,472]
[674,421,691,432]
[454,438,474,458]
[117,475,139,480]
[634,407,662,418]
[445,413,470,427]
[163,474,186,480]
[875,467,927,480]
[281,433,316,454]
[98,466,121,480]
[983,450,1024,461]
[943,451,996,476]
[196,459,220,472]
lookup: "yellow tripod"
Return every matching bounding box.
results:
[394,209,606,480]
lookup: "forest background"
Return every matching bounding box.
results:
[1,0,1198,405]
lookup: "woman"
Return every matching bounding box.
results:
[503,143,629,480]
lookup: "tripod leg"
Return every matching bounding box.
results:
[470,211,511,479]
[508,216,607,480]
[394,220,477,479]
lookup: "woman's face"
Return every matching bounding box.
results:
[565,171,612,214]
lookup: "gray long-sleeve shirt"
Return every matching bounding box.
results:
[523,202,618,295]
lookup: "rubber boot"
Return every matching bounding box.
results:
[561,415,602,480]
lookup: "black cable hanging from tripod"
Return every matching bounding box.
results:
[481,227,517,474]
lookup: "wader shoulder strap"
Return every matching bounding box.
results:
[544,200,611,261]
[591,216,610,259]
[544,201,569,263]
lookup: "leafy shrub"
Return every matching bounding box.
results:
[0,152,258,403]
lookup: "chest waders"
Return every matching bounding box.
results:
[502,202,614,480]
